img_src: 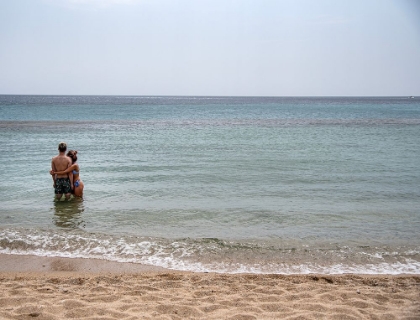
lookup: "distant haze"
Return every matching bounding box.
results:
[1,0,419,96]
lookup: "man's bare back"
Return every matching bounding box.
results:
[51,154,71,178]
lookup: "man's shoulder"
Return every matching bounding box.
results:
[52,155,70,162]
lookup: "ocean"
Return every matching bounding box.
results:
[0,95,419,274]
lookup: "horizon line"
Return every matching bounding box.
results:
[0,94,417,98]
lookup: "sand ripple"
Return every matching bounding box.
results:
[0,273,419,319]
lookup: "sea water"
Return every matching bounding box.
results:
[0,95,419,274]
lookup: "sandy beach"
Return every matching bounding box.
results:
[0,254,419,319]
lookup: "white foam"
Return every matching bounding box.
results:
[1,228,420,275]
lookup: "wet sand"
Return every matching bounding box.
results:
[0,254,419,319]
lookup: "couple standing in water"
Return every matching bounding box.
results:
[51,142,84,200]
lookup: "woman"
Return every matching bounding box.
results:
[51,150,84,197]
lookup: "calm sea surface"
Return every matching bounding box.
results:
[1,95,419,274]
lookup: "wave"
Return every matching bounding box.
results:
[1,227,419,275]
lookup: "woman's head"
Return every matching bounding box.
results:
[67,150,78,164]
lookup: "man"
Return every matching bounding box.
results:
[51,142,73,200]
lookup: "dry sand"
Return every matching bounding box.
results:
[0,254,419,319]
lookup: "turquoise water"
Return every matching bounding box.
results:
[0,96,419,274]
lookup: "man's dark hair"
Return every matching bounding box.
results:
[58,142,67,152]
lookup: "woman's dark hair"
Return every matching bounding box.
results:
[67,150,78,164]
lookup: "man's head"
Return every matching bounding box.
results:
[58,142,67,153]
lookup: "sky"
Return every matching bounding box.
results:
[0,0,419,96]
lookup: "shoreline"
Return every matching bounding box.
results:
[0,253,167,274]
[1,254,419,319]
[3,253,420,276]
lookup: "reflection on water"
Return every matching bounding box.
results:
[52,197,85,229]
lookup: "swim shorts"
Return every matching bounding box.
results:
[55,178,72,195]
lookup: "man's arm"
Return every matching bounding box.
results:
[51,158,57,187]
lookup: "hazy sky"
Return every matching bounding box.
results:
[1,0,419,96]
